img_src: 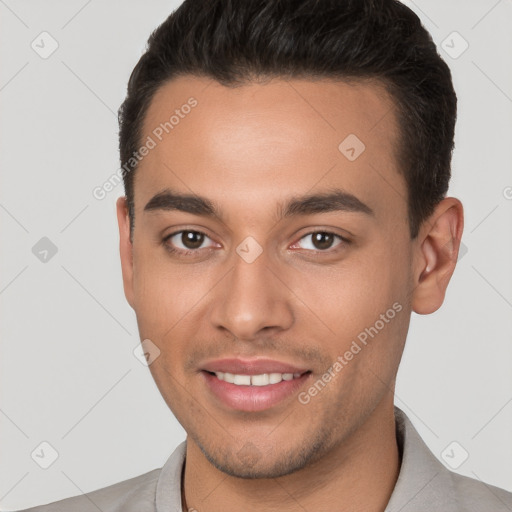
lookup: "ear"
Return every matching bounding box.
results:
[116,196,135,309]
[411,197,464,315]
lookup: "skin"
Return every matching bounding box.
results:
[116,75,464,512]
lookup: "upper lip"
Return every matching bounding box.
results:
[201,358,310,375]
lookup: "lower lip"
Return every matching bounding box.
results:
[202,371,311,412]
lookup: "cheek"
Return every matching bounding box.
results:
[131,247,212,334]
[334,243,411,379]
[287,240,411,382]
[131,257,207,402]
[295,251,406,336]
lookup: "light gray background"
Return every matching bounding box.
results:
[1,0,511,510]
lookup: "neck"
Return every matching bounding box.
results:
[182,399,400,512]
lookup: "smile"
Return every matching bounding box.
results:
[212,371,303,386]
[202,369,311,412]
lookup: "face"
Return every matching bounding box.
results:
[118,76,421,478]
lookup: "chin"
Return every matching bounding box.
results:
[194,433,330,479]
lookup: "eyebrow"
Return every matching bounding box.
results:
[144,190,217,217]
[143,188,374,220]
[282,189,374,218]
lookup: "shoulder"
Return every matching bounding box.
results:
[446,470,512,511]
[11,468,161,512]
[388,408,512,512]
[12,441,187,512]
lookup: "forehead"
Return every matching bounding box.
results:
[135,75,407,226]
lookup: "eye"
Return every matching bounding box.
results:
[292,231,347,251]
[164,230,217,253]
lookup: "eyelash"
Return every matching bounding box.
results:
[162,229,350,257]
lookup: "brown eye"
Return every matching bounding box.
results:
[311,232,335,250]
[165,230,215,253]
[294,231,345,251]
[180,230,205,249]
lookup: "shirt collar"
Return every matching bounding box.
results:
[385,407,457,512]
[156,439,186,511]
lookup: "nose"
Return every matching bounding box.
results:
[209,249,294,340]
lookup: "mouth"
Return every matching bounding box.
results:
[200,358,312,412]
[206,370,306,386]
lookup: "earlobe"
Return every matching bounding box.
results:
[412,197,464,315]
[116,196,135,309]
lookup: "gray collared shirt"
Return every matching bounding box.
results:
[14,408,512,511]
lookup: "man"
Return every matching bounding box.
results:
[15,0,512,510]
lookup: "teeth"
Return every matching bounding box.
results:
[269,373,282,384]
[233,374,251,385]
[213,371,303,386]
[223,372,235,383]
[251,373,269,386]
